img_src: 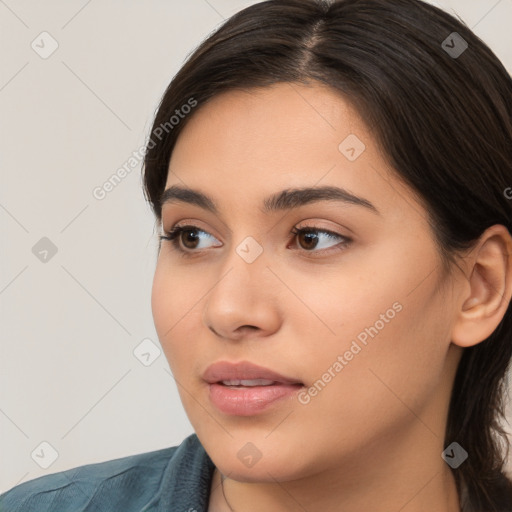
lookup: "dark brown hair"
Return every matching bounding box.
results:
[142,0,512,509]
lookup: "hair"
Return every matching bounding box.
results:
[141,0,512,509]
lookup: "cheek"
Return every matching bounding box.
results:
[290,247,450,410]
[298,272,450,434]
[151,260,205,369]
[279,260,403,364]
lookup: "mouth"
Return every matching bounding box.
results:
[202,360,303,386]
[217,378,300,388]
[202,361,304,416]
[207,381,304,416]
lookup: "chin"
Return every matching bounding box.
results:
[210,446,312,484]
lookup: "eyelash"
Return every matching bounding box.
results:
[159,224,352,258]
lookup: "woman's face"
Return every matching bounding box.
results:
[151,83,463,483]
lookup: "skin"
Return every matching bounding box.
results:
[151,82,512,512]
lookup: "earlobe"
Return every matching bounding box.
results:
[451,225,512,348]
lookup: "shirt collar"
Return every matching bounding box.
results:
[157,433,216,511]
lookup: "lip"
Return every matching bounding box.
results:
[203,361,304,416]
[202,360,302,385]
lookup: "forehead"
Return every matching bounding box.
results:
[163,83,418,221]
[168,83,364,173]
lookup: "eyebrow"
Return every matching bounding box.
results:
[160,184,380,215]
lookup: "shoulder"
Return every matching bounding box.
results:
[0,433,214,512]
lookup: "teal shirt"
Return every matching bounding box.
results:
[0,433,215,511]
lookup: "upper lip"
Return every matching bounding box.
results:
[203,361,303,385]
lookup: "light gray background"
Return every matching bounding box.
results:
[1,0,511,493]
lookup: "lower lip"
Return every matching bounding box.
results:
[208,382,303,416]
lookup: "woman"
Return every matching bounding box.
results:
[1,0,511,510]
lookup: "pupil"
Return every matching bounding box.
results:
[183,230,199,248]
[300,232,318,250]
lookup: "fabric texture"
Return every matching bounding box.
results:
[0,433,215,512]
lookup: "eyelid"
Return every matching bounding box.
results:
[162,220,221,242]
[164,223,222,247]
[289,225,351,255]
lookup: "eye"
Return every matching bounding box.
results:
[159,225,221,254]
[159,224,352,257]
[289,226,351,253]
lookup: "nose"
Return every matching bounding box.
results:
[202,245,281,341]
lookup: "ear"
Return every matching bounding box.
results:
[451,225,512,348]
